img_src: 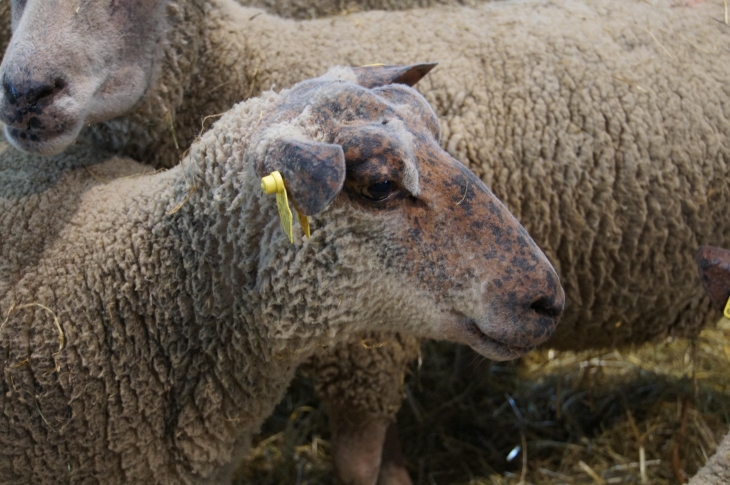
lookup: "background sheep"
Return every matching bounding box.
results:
[0,67,563,484]
[3,0,728,348]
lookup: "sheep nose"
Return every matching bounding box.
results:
[3,76,66,107]
[514,275,565,346]
[530,295,564,321]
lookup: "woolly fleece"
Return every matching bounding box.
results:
[234,0,488,19]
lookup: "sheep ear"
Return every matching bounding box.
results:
[352,63,437,89]
[696,246,730,311]
[264,138,346,216]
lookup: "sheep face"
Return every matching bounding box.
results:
[0,0,168,155]
[250,76,565,360]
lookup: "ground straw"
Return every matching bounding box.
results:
[236,320,730,484]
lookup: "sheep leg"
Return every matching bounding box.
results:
[328,407,391,485]
[377,422,412,485]
[303,332,420,485]
[328,406,412,485]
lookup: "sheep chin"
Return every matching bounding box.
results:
[2,121,83,157]
[462,320,535,361]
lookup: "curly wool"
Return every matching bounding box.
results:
[234,0,489,19]
[301,332,420,417]
[0,88,309,484]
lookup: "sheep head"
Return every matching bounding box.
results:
[248,65,565,360]
[0,0,169,156]
[696,246,730,316]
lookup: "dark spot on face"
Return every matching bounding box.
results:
[546,271,558,293]
[510,256,534,272]
[28,117,44,130]
[505,291,519,313]
[19,132,26,140]
[29,134,39,142]
[483,249,499,260]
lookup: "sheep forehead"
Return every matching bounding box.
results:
[336,119,420,197]
[307,82,431,129]
[372,84,442,141]
[279,78,438,139]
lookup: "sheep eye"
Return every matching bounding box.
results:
[361,181,396,201]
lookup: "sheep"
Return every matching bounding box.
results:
[0,2,492,482]
[3,0,730,481]
[0,67,564,484]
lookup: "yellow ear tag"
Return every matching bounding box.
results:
[261,171,294,243]
[724,296,730,320]
[297,212,311,239]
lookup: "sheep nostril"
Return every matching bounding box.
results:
[3,77,67,107]
[33,78,66,103]
[3,79,18,103]
[530,296,563,320]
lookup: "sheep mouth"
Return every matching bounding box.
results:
[463,320,533,361]
[3,119,79,157]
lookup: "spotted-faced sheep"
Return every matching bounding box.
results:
[3,0,729,482]
[0,68,563,484]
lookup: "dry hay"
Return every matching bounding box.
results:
[235,319,730,484]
